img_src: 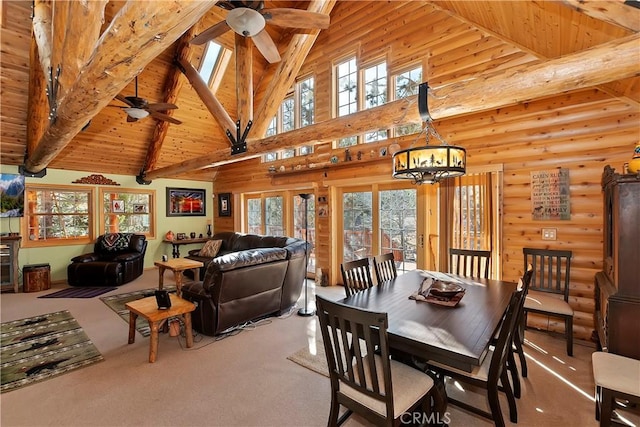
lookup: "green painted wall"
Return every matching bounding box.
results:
[0,165,213,283]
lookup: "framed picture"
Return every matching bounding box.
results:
[176,233,187,240]
[218,193,231,217]
[111,199,125,213]
[167,187,206,217]
[0,173,25,217]
[133,204,147,213]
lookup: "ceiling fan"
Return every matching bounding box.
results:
[191,1,330,63]
[112,76,182,125]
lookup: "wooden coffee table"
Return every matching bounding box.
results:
[154,258,204,297]
[125,294,196,363]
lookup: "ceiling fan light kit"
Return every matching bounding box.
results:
[124,108,150,119]
[112,76,181,125]
[227,8,265,36]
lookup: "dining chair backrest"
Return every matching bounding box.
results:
[341,258,374,297]
[489,288,525,389]
[316,295,395,422]
[523,248,572,301]
[373,253,397,284]
[449,248,491,279]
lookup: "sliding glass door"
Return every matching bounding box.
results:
[340,185,417,273]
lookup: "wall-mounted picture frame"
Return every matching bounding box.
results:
[218,193,231,217]
[167,187,206,217]
[111,199,125,213]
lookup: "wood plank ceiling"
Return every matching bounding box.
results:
[1,1,638,182]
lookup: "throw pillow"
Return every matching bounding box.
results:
[199,239,222,258]
[100,233,132,252]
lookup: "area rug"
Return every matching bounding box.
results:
[1,310,104,393]
[38,287,117,299]
[287,341,329,378]
[100,286,176,337]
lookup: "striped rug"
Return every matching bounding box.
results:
[1,310,103,393]
[38,287,117,299]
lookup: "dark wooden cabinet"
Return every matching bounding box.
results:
[595,166,640,359]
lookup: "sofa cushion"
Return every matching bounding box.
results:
[199,239,223,258]
[100,233,132,252]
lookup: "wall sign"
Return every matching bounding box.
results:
[531,168,571,220]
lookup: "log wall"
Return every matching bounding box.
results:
[213,1,639,341]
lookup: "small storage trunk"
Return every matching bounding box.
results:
[23,263,51,293]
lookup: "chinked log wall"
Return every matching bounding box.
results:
[214,1,639,341]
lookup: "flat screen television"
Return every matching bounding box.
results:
[0,173,25,217]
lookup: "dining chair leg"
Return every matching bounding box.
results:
[514,333,528,377]
[427,370,449,417]
[487,382,506,427]
[595,385,601,421]
[507,348,521,399]
[328,394,341,427]
[566,317,573,356]
[501,369,518,423]
[600,388,613,427]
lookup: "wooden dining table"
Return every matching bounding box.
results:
[340,270,518,372]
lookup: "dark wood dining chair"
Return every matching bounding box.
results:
[514,264,534,380]
[428,289,524,427]
[340,258,374,297]
[449,248,491,279]
[372,253,397,284]
[316,295,437,426]
[504,265,534,400]
[522,248,574,356]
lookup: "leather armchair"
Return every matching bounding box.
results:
[67,233,147,286]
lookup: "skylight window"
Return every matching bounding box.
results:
[196,41,231,91]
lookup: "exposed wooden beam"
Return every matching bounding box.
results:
[23,0,218,174]
[252,0,337,137]
[560,0,640,32]
[32,0,52,75]
[143,26,198,173]
[27,35,48,157]
[176,56,236,138]
[145,32,640,180]
[236,33,252,132]
[57,0,108,100]
[50,0,68,83]
[431,32,640,118]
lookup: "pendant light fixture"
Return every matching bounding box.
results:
[392,82,466,184]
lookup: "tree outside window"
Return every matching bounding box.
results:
[336,57,357,117]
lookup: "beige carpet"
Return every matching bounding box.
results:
[287,341,329,378]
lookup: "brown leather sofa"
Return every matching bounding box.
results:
[181,232,311,336]
[67,233,147,287]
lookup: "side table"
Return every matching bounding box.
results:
[125,294,196,363]
[154,258,204,297]
[163,237,211,258]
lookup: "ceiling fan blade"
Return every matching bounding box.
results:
[149,111,182,125]
[115,94,135,107]
[126,115,138,123]
[264,8,330,29]
[251,29,280,63]
[146,103,179,111]
[191,21,232,45]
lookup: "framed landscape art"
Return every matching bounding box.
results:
[166,187,206,217]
